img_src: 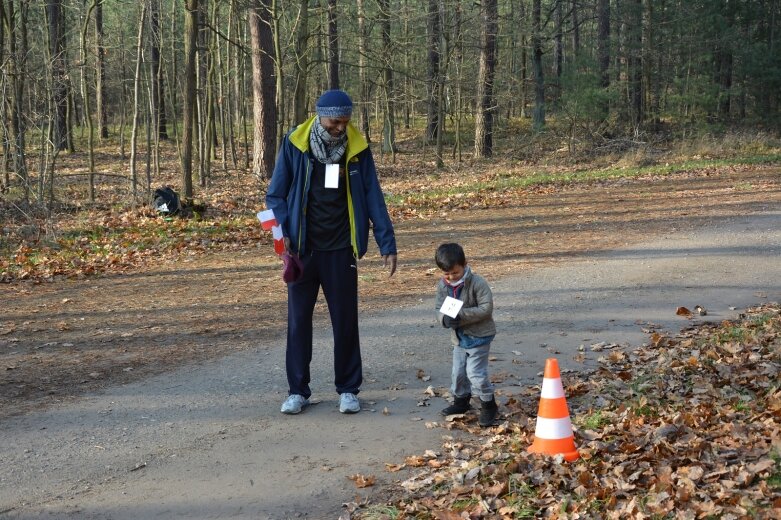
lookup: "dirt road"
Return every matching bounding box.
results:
[1,181,780,518]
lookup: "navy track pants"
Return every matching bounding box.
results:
[286,247,361,398]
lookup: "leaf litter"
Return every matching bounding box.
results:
[352,303,781,519]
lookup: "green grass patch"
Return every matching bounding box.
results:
[502,476,539,518]
[715,325,751,344]
[749,313,776,328]
[383,153,781,207]
[580,410,608,430]
[584,498,610,514]
[451,497,478,511]
[632,403,658,418]
[629,375,654,396]
[359,505,402,520]
[767,450,781,489]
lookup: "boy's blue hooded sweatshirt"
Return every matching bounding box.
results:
[265,116,397,258]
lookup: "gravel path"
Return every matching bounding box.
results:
[1,210,779,519]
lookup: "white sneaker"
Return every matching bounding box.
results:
[339,393,360,414]
[280,394,309,415]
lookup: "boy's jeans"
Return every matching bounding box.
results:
[451,343,494,401]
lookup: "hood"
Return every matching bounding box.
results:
[288,115,369,161]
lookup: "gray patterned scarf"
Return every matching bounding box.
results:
[309,117,347,164]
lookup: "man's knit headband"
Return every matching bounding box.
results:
[316,105,353,118]
[315,89,354,119]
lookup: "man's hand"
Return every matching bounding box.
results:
[383,254,397,277]
[284,237,291,252]
[442,315,460,329]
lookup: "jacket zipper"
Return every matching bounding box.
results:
[299,157,311,254]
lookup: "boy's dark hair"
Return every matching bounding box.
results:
[435,243,466,271]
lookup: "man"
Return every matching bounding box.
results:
[266,89,398,415]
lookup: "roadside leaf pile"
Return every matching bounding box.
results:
[356,304,781,519]
[1,209,264,282]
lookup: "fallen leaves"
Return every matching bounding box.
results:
[357,303,781,519]
[416,369,431,382]
[676,306,693,317]
[0,210,266,283]
[347,474,376,488]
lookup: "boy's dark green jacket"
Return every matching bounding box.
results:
[265,116,397,258]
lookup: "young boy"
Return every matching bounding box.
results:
[434,243,498,427]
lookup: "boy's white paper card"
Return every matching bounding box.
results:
[325,164,339,189]
[440,296,463,319]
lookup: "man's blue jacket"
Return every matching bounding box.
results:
[265,116,397,258]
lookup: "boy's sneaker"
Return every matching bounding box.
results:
[339,393,360,414]
[280,394,309,415]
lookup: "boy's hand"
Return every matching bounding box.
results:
[442,316,460,329]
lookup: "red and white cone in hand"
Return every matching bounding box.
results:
[257,209,286,255]
[527,358,580,462]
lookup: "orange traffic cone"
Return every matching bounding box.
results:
[527,358,580,462]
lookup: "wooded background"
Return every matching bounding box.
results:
[1,0,779,207]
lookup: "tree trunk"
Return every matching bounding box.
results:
[216,10,230,170]
[314,0,326,92]
[195,0,208,187]
[130,1,147,200]
[572,0,580,57]
[474,0,497,158]
[426,0,441,143]
[717,49,733,119]
[170,0,178,122]
[230,0,249,168]
[532,0,544,131]
[47,0,68,151]
[202,0,218,187]
[119,28,128,159]
[554,0,563,84]
[181,0,198,199]
[327,0,339,89]
[435,0,447,167]
[377,0,396,157]
[0,2,7,186]
[519,1,527,119]
[293,0,309,124]
[249,0,277,180]
[357,0,370,141]
[506,0,517,118]
[81,0,98,202]
[643,0,659,127]
[94,0,108,140]
[150,0,168,140]
[629,0,643,128]
[3,0,29,201]
[715,0,733,121]
[597,0,610,118]
[66,83,75,153]
[224,0,238,168]
[272,0,284,147]
[452,0,463,161]
[403,0,410,129]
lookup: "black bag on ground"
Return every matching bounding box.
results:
[152,186,180,215]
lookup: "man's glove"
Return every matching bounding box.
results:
[442,315,460,329]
